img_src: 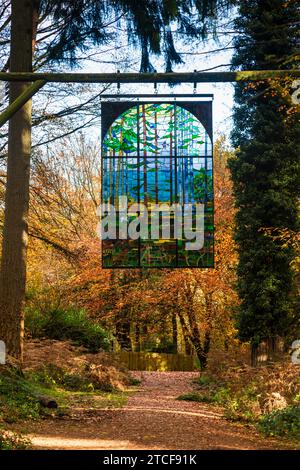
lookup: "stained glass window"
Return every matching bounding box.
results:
[101,101,214,268]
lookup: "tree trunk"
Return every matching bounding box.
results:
[0,0,34,361]
[266,337,277,362]
[177,310,192,355]
[186,302,204,366]
[172,312,178,353]
[115,319,132,351]
[198,330,210,370]
[196,351,207,371]
[184,336,192,355]
[135,323,140,352]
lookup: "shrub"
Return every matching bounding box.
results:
[33,364,95,392]
[195,374,215,387]
[209,384,261,422]
[259,405,300,440]
[25,307,111,352]
[176,392,213,403]
[0,368,43,422]
[0,430,31,450]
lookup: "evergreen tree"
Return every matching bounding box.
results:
[229,0,300,364]
[40,0,233,71]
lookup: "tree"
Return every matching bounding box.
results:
[0,0,36,358]
[0,0,233,359]
[23,135,237,362]
[161,138,238,369]
[39,0,233,72]
[229,0,300,365]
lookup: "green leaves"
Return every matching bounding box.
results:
[230,0,300,346]
[259,406,300,440]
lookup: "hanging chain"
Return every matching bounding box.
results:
[154,73,158,95]
[193,69,197,95]
[117,69,120,100]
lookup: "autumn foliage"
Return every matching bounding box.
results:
[22,136,240,368]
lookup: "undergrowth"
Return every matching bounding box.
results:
[259,406,300,440]
[0,429,31,450]
[25,306,111,352]
[0,361,131,449]
[177,365,300,442]
[176,392,213,403]
[0,363,129,425]
[0,367,50,423]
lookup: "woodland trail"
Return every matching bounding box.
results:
[23,372,295,450]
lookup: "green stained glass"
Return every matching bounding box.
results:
[101,101,214,268]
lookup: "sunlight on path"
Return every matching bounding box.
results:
[29,437,141,450]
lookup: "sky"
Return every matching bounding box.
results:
[0,7,237,161]
[73,21,236,145]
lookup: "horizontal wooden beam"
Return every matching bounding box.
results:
[0,80,45,127]
[0,70,299,84]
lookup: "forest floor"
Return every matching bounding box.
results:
[10,371,298,450]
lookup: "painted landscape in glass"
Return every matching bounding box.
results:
[102,102,214,268]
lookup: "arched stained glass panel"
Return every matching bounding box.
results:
[101,101,214,268]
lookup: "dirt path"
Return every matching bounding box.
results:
[23,372,295,450]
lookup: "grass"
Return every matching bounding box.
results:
[0,429,31,450]
[0,368,49,423]
[176,392,213,403]
[0,364,130,425]
[177,382,264,423]
[0,363,132,449]
[63,389,128,411]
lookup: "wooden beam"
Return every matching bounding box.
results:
[0,80,45,127]
[0,70,299,84]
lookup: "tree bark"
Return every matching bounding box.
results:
[0,0,34,360]
[135,323,140,352]
[177,309,192,355]
[33,394,58,409]
[172,312,178,353]
[198,330,211,370]
[115,319,132,351]
[267,337,277,362]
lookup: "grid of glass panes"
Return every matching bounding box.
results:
[102,103,213,268]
